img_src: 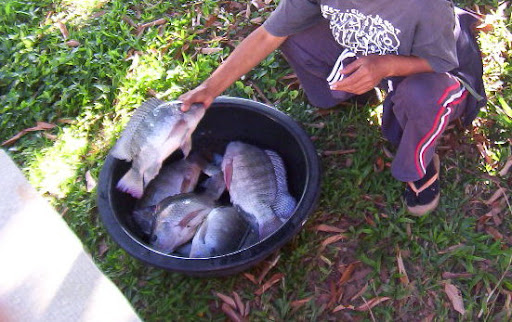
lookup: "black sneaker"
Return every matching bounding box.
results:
[404,154,440,216]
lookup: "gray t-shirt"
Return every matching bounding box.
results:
[263,0,458,72]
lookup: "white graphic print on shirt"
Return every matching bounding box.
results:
[321,5,401,55]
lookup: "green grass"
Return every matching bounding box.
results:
[1,0,511,321]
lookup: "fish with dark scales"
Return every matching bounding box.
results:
[189,206,249,258]
[111,98,205,198]
[222,141,297,239]
[131,154,205,235]
[150,193,215,254]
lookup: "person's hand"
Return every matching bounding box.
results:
[178,83,216,111]
[329,55,391,95]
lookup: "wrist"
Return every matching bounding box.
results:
[379,55,398,78]
[201,78,224,98]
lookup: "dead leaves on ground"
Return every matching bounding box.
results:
[214,291,250,322]
[215,254,284,321]
[314,222,392,315]
[444,282,466,315]
[2,122,57,146]
[477,186,511,244]
[333,296,391,313]
[122,15,167,37]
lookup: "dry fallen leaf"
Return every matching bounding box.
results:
[322,149,357,156]
[374,156,385,172]
[254,273,284,296]
[221,303,245,322]
[339,261,360,286]
[438,243,465,255]
[200,47,223,54]
[56,21,69,38]
[303,122,326,129]
[355,296,391,311]
[484,187,507,205]
[444,282,466,315]
[66,40,80,47]
[257,253,280,284]
[98,239,109,257]
[499,157,512,176]
[122,15,137,28]
[232,291,245,316]
[485,227,504,241]
[250,17,264,24]
[290,297,313,309]
[396,248,410,286]
[319,234,348,253]
[251,0,265,9]
[139,18,167,29]
[2,122,57,146]
[215,292,237,309]
[243,272,258,284]
[442,272,474,279]
[350,283,369,302]
[42,132,57,140]
[91,10,106,19]
[315,224,346,233]
[332,304,355,312]
[333,296,390,312]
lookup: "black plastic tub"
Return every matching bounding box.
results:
[97,96,321,277]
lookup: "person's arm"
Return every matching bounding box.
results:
[329,54,433,95]
[179,26,288,110]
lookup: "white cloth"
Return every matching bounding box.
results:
[0,149,141,322]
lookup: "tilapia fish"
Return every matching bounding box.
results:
[111,98,205,198]
[132,155,204,235]
[189,206,248,258]
[222,141,297,239]
[150,193,215,253]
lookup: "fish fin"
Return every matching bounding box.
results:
[186,152,209,171]
[189,218,209,257]
[258,215,282,240]
[180,137,193,158]
[264,149,288,191]
[265,149,296,219]
[202,164,221,177]
[117,168,144,198]
[111,98,165,161]
[202,172,226,200]
[223,159,233,191]
[196,217,209,244]
[272,194,297,220]
[180,176,192,193]
[178,209,203,228]
[143,162,162,188]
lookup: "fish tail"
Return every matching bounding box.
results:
[117,168,144,199]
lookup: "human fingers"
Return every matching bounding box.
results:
[339,59,363,76]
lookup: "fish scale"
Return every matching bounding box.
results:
[222,141,284,239]
[150,193,215,253]
[111,99,205,198]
